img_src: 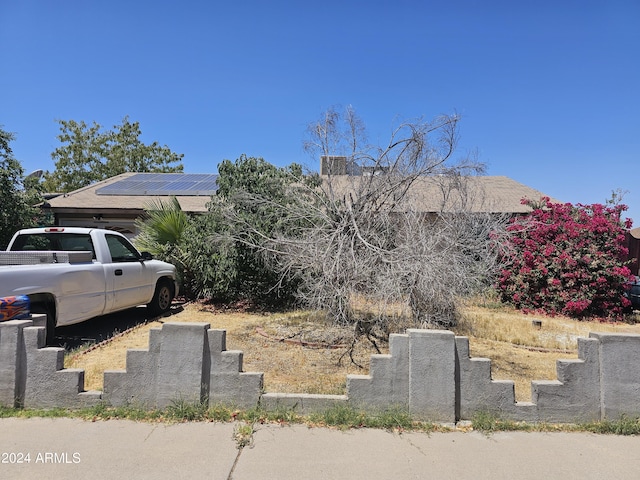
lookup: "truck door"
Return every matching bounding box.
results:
[103,234,150,311]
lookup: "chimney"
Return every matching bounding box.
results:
[320,156,348,175]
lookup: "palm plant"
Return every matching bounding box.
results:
[135,196,188,256]
[135,196,189,293]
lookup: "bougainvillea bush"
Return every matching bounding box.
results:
[498,198,633,320]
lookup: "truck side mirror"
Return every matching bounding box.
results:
[140,251,153,261]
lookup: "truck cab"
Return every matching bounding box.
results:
[1,227,178,344]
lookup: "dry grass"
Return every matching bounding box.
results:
[456,301,640,401]
[65,305,375,396]
[65,301,640,403]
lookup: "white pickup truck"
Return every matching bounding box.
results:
[0,227,178,343]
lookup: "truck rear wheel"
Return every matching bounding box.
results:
[147,279,174,317]
[44,303,56,346]
[28,294,57,346]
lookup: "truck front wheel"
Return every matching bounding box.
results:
[147,279,174,317]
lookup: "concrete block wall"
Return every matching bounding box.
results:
[455,336,536,422]
[408,329,456,422]
[347,333,410,411]
[349,329,640,423]
[456,335,600,423]
[23,326,101,408]
[0,319,30,407]
[347,330,457,422]
[0,316,101,409]
[4,317,640,423]
[531,337,601,423]
[590,332,640,419]
[104,322,211,408]
[207,329,263,409]
[102,324,263,409]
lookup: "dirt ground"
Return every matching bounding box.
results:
[65,301,640,402]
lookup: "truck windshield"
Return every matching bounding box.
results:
[10,233,96,259]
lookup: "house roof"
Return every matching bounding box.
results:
[46,172,558,216]
[46,172,216,214]
[323,175,560,214]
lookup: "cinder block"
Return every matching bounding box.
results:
[208,329,226,352]
[590,332,640,419]
[104,359,159,408]
[218,351,244,374]
[408,329,456,422]
[156,322,208,407]
[0,320,31,407]
[209,372,263,409]
[30,314,47,328]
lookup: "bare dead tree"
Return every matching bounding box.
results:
[225,106,509,331]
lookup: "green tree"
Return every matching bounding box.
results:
[43,117,184,192]
[0,127,41,249]
[216,155,312,305]
[182,154,314,305]
[178,212,239,300]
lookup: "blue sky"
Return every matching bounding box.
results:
[2,1,639,224]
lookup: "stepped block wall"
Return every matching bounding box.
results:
[0,316,101,409]
[207,329,262,409]
[104,322,210,408]
[3,317,640,424]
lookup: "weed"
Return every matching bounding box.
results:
[166,399,209,422]
[83,403,161,421]
[471,411,534,433]
[579,416,640,435]
[307,405,424,431]
[239,406,303,425]
[471,411,640,436]
[64,341,96,360]
[207,404,234,422]
[233,422,254,449]
[309,404,366,430]
[3,403,640,436]
[0,406,18,418]
[370,407,416,431]
[0,406,71,419]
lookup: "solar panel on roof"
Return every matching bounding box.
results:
[96,173,219,196]
[168,181,193,190]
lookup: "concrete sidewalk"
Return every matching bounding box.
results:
[1,418,639,479]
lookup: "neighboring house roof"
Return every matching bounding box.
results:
[630,227,640,239]
[323,175,560,214]
[46,172,217,214]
